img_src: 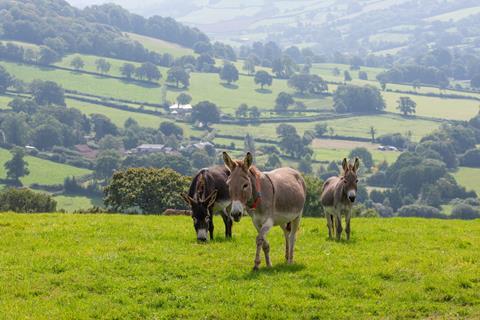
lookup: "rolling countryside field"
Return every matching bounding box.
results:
[0,148,91,187]
[0,214,479,319]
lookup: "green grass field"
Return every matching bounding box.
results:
[0,60,331,113]
[125,33,195,57]
[54,195,103,212]
[0,148,91,186]
[213,114,439,141]
[0,214,479,319]
[453,167,480,195]
[384,92,480,120]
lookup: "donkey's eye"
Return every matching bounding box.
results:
[243,183,248,189]
[343,180,347,184]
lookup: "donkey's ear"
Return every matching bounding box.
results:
[244,152,253,169]
[205,190,218,208]
[342,158,348,172]
[353,158,360,172]
[223,152,236,171]
[181,193,195,205]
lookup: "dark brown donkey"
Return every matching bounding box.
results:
[223,152,306,270]
[320,158,360,241]
[181,166,232,242]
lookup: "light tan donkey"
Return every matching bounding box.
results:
[223,152,306,270]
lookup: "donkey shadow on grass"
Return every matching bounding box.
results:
[240,263,306,280]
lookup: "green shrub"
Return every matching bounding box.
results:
[0,188,57,213]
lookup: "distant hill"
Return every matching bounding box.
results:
[0,0,208,61]
[85,0,479,57]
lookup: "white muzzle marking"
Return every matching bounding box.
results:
[231,200,244,214]
[197,229,208,241]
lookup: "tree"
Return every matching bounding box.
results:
[358,71,368,80]
[191,150,212,169]
[30,80,65,106]
[193,41,212,55]
[31,119,63,150]
[235,103,249,118]
[70,56,85,71]
[192,101,220,126]
[98,134,123,151]
[244,134,256,159]
[349,147,373,169]
[0,188,56,213]
[397,96,416,116]
[264,154,281,171]
[4,147,29,182]
[159,122,183,137]
[276,124,312,158]
[95,150,121,180]
[243,57,256,75]
[95,58,111,74]
[0,66,13,94]
[104,168,189,214]
[1,113,29,146]
[120,63,136,79]
[254,70,273,89]
[275,92,294,113]
[298,156,312,174]
[137,62,162,81]
[167,66,190,88]
[314,123,328,137]
[333,85,385,113]
[91,114,118,140]
[369,126,377,143]
[249,106,260,119]
[288,74,311,94]
[38,46,59,65]
[177,93,192,105]
[219,62,239,84]
[344,70,352,82]
[303,175,324,217]
[272,56,297,79]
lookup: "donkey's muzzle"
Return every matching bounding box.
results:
[349,196,356,203]
[232,212,242,222]
[197,229,208,242]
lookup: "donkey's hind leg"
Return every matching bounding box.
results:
[325,209,334,239]
[287,215,301,264]
[280,223,291,262]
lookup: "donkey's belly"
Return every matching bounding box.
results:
[252,211,300,227]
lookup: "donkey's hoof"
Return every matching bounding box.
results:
[252,265,259,271]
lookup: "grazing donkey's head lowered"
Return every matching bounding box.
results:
[222,152,255,222]
[341,158,360,203]
[181,172,218,242]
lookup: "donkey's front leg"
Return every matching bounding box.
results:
[335,215,343,241]
[254,219,273,271]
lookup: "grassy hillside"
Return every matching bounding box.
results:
[0,214,479,319]
[125,32,195,57]
[0,149,91,186]
[453,167,480,195]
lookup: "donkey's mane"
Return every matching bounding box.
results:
[232,160,260,176]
